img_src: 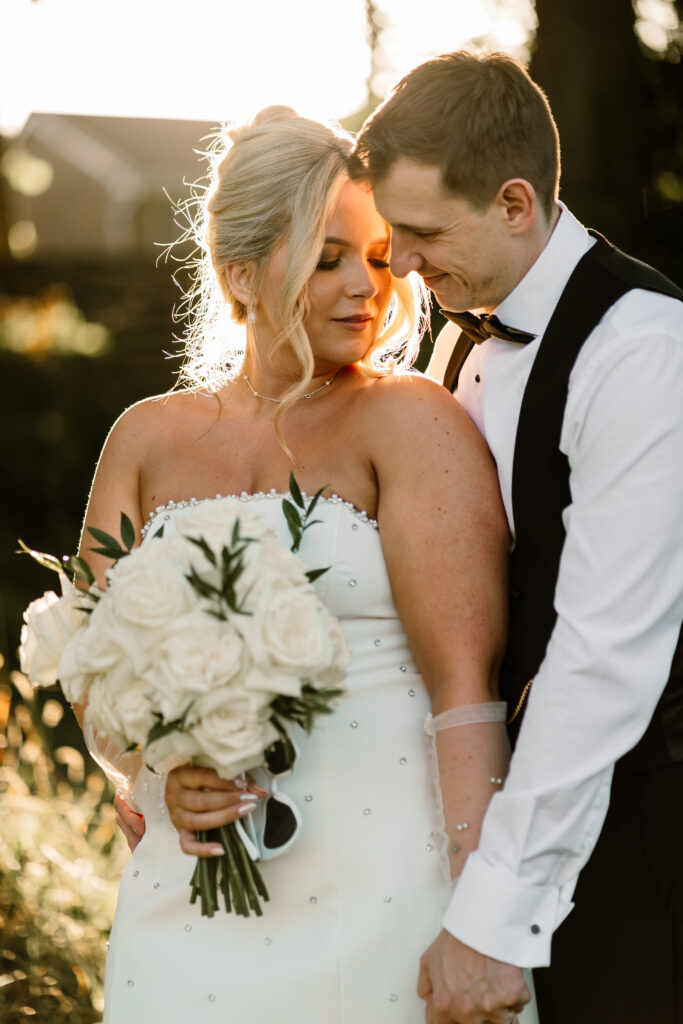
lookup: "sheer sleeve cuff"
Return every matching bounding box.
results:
[425,701,508,732]
[443,850,574,967]
[424,702,510,884]
[83,719,142,810]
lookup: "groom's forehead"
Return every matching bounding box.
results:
[376,157,447,201]
[372,159,457,228]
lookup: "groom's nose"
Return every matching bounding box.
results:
[388,232,422,278]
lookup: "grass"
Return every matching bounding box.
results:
[0,660,129,1024]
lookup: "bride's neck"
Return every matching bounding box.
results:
[240,357,344,404]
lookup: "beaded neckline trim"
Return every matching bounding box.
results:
[141,489,379,539]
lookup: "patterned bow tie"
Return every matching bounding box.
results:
[440,309,536,346]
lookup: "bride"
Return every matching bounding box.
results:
[78,107,536,1023]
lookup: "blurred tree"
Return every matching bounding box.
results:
[341,0,388,133]
[0,134,10,260]
[529,0,682,277]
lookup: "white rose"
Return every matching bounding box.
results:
[85,677,129,750]
[254,535,310,588]
[142,611,245,723]
[188,680,271,723]
[190,691,278,779]
[244,586,334,678]
[309,612,351,690]
[175,499,272,552]
[143,729,201,772]
[114,684,158,747]
[239,663,304,699]
[66,597,124,673]
[107,553,195,629]
[56,596,137,705]
[19,575,90,687]
[56,641,95,705]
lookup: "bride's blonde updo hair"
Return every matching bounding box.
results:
[170,106,428,409]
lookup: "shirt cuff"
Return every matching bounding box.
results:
[442,852,574,968]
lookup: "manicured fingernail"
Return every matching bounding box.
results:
[238,798,258,815]
[209,845,225,856]
[249,785,268,797]
[234,777,248,790]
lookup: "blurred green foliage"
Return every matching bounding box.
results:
[2,261,177,679]
[0,662,129,1023]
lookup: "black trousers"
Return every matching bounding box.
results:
[533,761,683,1023]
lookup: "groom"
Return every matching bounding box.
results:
[352,51,683,1024]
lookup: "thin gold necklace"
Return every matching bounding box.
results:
[242,369,341,404]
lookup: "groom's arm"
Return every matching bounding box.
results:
[442,307,683,968]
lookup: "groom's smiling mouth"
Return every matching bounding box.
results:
[421,271,449,289]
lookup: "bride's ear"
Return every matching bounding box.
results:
[224,262,255,306]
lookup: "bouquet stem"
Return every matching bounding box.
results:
[189,823,270,918]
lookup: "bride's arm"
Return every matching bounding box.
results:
[368,374,510,872]
[74,403,149,842]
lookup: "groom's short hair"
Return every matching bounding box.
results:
[352,51,560,218]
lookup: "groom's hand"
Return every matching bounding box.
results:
[418,929,530,1024]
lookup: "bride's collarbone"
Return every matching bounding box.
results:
[140,448,379,522]
[140,391,378,516]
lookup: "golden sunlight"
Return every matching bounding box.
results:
[0,0,535,136]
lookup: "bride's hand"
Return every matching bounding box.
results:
[165,765,267,857]
[114,793,146,852]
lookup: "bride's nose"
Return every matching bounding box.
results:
[346,261,378,299]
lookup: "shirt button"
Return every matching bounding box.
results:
[530,923,541,935]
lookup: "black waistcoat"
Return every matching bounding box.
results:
[447,232,683,771]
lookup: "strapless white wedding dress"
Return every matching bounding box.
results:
[103,491,538,1023]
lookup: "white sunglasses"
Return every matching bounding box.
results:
[235,735,303,862]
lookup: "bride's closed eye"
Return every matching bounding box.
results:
[316,256,391,271]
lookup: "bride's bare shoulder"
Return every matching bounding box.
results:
[353,369,491,478]
[105,388,223,451]
[359,369,474,432]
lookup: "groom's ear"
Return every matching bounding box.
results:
[497,179,537,236]
[225,262,256,306]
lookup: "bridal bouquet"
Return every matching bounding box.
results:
[18,477,350,918]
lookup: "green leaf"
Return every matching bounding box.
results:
[205,608,228,621]
[16,539,63,575]
[120,512,135,551]
[305,566,329,583]
[282,499,303,551]
[187,535,217,566]
[185,567,220,600]
[289,472,305,509]
[88,544,128,561]
[146,706,192,745]
[305,484,328,520]
[62,555,95,586]
[87,526,124,551]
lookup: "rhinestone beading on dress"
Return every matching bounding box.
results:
[140,489,379,540]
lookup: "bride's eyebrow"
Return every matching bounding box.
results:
[323,235,390,247]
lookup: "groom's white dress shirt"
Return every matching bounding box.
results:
[433,204,683,967]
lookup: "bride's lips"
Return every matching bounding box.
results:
[333,314,374,332]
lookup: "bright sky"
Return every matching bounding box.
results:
[0,0,535,136]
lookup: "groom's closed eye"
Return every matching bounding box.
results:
[394,223,441,241]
